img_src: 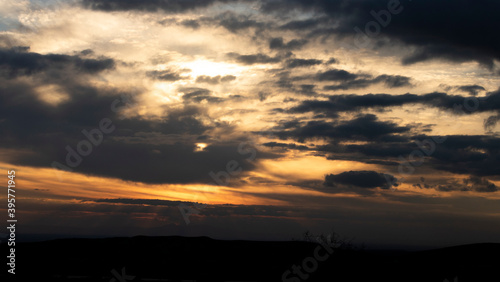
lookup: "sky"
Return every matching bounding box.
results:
[1,0,500,249]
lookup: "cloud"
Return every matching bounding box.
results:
[260,0,500,69]
[323,75,412,90]
[227,52,281,65]
[331,134,500,177]
[261,142,310,151]
[457,85,486,96]
[196,75,236,84]
[81,0,243,13]
[415,176,498,193]
[220,75,237,82]
[401,44,497,69]
[180,19,201,29]
[317,69,359,81]
[325,58,338,64]
[0,86,272,184]
[0,46,115,78]
[292,90,500,117]
[216,11,268,33]
[0,47,281,185]
[179,87,224,103]
[269,37,308,50]
[272,67,411,93]
[285,58,323,68]
[463,176,498,192]
[324,170,398,190]
[484,114,500,132]
[315,68,413,90]
[268,114,411,142]
[147,69,189,81]
[279,17,329,30]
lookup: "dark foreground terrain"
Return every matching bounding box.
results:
[1,236,498,281]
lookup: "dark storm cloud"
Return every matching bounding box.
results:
[417,135,500,177]
[0,78,269,184]
[227,52,281,65]
[0,47,279,184]
[52,140,270,184]
[267,114,411,142]
[317,69,359,81]
[262,112,500,179]
[0,46,115,78]
[260,0,500,68]
[269,37,308,51]
[263,89,500,179]
[146,69,189,81]
[196,75,236,84]
[292,90,500,117]
[333,134,500,177]
[324,170,398,190]
[401,45,498,69]
[285,58,323,68]
[81,0,500,68]
[82,0,245,13]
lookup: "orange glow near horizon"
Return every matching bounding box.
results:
[0,162,295,207]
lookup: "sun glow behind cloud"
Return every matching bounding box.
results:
[183,59,246,78]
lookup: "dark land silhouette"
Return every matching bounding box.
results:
[1,236,499,281]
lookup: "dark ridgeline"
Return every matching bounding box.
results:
[1,236,498,281]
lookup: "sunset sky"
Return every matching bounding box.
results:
[1,0,500,249]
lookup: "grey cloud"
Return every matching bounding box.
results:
[81,0,244,13]
[324,170,398,190]
[180,87,224,103]
[267,114,411,143]
[217,11,268,33]
[260,0,500,69]
[147,69,190,81]
[196,75,236,84]
[0,47,281,185]
[292,90,500,117]
[269,37,308,51]
[323,74,412,90]
[285,58,323,68]
[0,46,115,78]
[279,17,329,30]
[457,85,486,96]
[180,19,201,29]
[415,176,498,193]
[227,52,281,65]
[317,69,359,81]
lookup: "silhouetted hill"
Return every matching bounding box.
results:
[1,236,498,281]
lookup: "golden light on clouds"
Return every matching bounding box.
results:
[36,84,69,106]
[182,59,245,78]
